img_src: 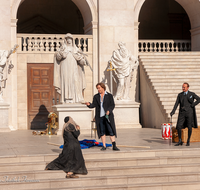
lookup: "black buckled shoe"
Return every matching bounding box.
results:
[175,140,183,146]
[186,141,190,146]
[101,146,106,151]
[112,142,120,151]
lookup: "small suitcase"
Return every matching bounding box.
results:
[172,127,200,143]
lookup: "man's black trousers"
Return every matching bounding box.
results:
[177,109,193,141]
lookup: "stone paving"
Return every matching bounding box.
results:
[0,128,200,157]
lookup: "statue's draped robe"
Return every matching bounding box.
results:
[54,40,86,103]
[111,48,132,79]
[111,45,138,100]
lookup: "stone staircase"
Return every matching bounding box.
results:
[1,149,200,189]
[139,52,200,126]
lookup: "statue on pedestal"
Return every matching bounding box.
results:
[54,33,89,104]
[0,45,18,102]
[111,42,139,100]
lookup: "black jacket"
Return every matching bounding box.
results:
[171,91,200,128]
[88,92,117,138]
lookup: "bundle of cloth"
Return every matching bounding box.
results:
[59,139,112,149]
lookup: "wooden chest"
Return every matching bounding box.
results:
[172,127,200,143]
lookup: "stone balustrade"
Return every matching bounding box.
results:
[138,40,191,52]
[17,34,93,53]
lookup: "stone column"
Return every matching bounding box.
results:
[10,18,18,130]
[191,26,200,51]
[0,0,12,132]
[134,22,140,102]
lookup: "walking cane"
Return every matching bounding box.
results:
[170,116,173,145]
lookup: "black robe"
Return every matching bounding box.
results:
[45,124,88,174]
[171,91,200,129]
[88,92,117,138]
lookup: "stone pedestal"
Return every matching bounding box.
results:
[0,102,11,132]
[52,103,93,135]
[114,101,141,128]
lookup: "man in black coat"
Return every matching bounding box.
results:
[170,82,200,146]
[86,82,120,151]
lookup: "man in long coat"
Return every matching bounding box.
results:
[86,82,120,151]
[170,82,200,146]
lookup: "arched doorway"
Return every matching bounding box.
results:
[139,0,191,40]
[17,0,84,34]
[138,0,191,52]
[12,0,96,34]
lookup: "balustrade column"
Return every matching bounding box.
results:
[77,38,82,50]
[22,37,27,52]
[40,38,44,52]
[45,38,49,52]
[83,38,87,52]
[28,38,32,51]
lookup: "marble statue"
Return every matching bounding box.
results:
[0,45,18,102]
[111,42,139,100]
[54,33,88,103]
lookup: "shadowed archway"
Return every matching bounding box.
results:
[138,0,191,40]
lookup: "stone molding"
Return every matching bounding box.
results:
[190,26,200,37]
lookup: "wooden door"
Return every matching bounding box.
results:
[27,63,55,130]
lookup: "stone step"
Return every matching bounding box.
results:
[147,71,200,75]
[1,171,200,190]
[36,181,200,190]
[2,168,200,182]
[141,59,200,62]
[0,162,46,172]
[145,68,200,72]
[155,93,184,97]
[140,58,200,62]
[166,106,200,114]
[144,65,200,69]
[164,106,200,111]
[163,104,200,109]
[151,78,200,82]
[160,97,176,102]
[161,101,178,106]
[142,64,200,68]
[160,97,200,101]
[164,107,200,113]
[139,55,200,58]
[165,107,200,112]
[140,59,200,62]
[2,161,200,176]
[140,51,199,53]
[139,53,200,57]
[154,86,200,89]
[157,90,200,95]
[141,62,200,65]
[161,101,200,108]
[149,75,200,79]
[2,153,200,173]
[0,151,164,164]
[2,148,200,168]
[0,155,57,164]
